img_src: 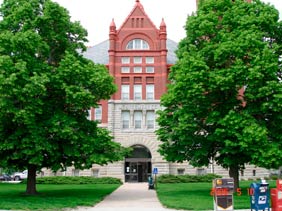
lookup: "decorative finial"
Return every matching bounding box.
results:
[160,18,166,28]
[110,18,116,27]
[110,18,116,33]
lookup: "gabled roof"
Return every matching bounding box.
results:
[82,40,109,65]
[117,0,158,33]
[82,39,178,65]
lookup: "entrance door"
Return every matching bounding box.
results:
[138,163,143,182]
[125,160,151,182]
[125,162,138,182]
[125,145,152,182]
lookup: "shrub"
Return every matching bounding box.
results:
[267,175,279,180]
[22,176,122,184]
[157,174,222,183]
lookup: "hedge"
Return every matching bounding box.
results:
[22,176,122,184]
[157,174,222,183]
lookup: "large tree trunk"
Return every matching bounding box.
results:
[229,166,239,190]
[25,165,38,195]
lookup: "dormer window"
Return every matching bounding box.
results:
[126,39,149,50]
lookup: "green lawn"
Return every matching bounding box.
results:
[0,183,120,211]
[0,180,275,210]
[156,180,275,210]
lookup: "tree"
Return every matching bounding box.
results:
[0,0,128,195]
[156,0,282,189]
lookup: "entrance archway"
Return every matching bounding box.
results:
[124,145,152,182]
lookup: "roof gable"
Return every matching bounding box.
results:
[82,39,178,65]
[117,1,158,33]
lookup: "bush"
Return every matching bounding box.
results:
[157,174,222,183]
[267,175,279,180]
[22,176,122,184]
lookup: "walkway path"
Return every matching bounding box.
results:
[69,183,179,211]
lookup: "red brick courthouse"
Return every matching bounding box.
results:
[44,0,270,181]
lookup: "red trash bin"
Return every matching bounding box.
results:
[271,180,282,211]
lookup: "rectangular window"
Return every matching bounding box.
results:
[133,57,142,64]
[121,57,130,64]
[87,109,91,120]
[177,169,185,175]
[146,66,154,73]
[92,169,99,177]
[121,111,130,129]
[133,66,142,73]
[146,57,154,64]
[134,77,142,83]
[146,77,154,83]
[146,84,154,100]
[121,66,130,73]
[142,41,149,49]
[95,105,102,122]
[122,77,130,83]
[72,169,80,176]
[121,85,130,100]
[146,111,155,129]
[134,111,142,129]
[134,85,142,100]
[135,39,141,49]
[196,168,206,175]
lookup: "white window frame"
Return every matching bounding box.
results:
[134,85,142,100]
[121,57,130,64]
[133,57,142,64]
[121,66,130,73]
[126,39,149,50]
[146,84,154,100]
[146,66,154,73]
[134,111,142,129]
[121,111,130,129]
[146,111,155,129]
[146,57,154,64]
[121,85,130,100]
[95,105,102,122]
[133,66,142,73]
[87,109,91,120]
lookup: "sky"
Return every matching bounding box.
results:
[1,0,282,46]
[51,0,281,46]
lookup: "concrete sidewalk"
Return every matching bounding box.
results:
[69,183,180,211]
[68,183,251,211]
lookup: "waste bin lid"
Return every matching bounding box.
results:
[261,179,268,185]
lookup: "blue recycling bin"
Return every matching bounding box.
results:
[148,176,154,189]
[250,180,270,211]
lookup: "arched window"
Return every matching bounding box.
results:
[127,145,152,158]
[126,39,149,50]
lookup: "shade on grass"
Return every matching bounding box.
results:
[0,183,120,210]
[156,180,275,210]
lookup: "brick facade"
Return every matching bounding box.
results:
[42,0,271,181]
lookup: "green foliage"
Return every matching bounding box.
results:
[158,174,221,183]
[157,0,282,186]
[21,176,122,184]
[0,0,128,194]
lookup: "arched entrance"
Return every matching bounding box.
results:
[125,145,152,182]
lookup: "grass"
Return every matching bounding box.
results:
[156,180,276,210]
[0,183,120,211]
[0,179,276,210]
